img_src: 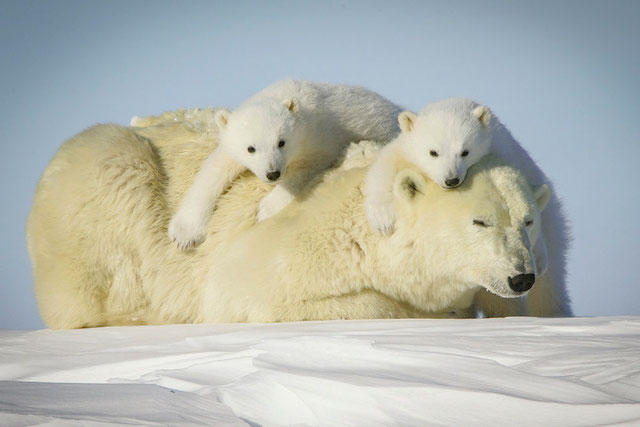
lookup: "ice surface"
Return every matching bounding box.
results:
[1,317,639,426]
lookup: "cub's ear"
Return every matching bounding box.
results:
[533,183,551,212]
[214,109,231,129]
[398,111,417,133]
[472,105,492,127]
[393,168,428,202]
[284,98,299,113]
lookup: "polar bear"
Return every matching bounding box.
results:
[365,98,572,316]
[167,79,402,250]
[27,118,560,329]
[130,107,217,130]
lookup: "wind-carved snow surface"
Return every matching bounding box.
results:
[1,317,639,426]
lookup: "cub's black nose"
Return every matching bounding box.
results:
[508,274,535,293]
[266,171,281,181]
[445,177,460,187]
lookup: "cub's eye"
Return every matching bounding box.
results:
[473,219,489,227]
[247,146,256,153]
[461,150,469,157]
[525,219,534,226]
[429,150,439,157]
[278,140,285,148]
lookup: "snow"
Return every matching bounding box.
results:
[1,317,639,426]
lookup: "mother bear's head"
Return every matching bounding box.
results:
[387,155,551,302]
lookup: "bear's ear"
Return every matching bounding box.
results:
[398,111,417,133]
[533,183,551,212]
[393,168,428,202]
[284,98,299,113]
[472,105,492,127]
[215,109,231,129]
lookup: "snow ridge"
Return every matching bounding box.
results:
[1,317,639,426]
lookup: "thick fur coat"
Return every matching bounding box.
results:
[28,116,556,329]
[167,80,402,249]
[365,98,572,316]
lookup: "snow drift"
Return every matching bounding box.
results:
[1,316,639,426]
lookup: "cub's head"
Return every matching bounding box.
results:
[398,98,493,189]
[392,156,550,299]
[215,98,303,183]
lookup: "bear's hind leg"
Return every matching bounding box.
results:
[35,259,109,329]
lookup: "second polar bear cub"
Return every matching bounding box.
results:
[169,79,401,249]
[366,98,525,235]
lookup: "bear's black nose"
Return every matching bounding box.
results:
[508,274,535,293]
[266,171,281,181]
[445,177,460,187]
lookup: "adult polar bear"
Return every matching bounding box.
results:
[366,98,573,317]
[27,117,556,329]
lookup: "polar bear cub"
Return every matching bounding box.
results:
[366,98,528,235]
[169,79,401,249]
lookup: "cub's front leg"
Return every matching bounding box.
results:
[364,144,403,235]
[169,147,245,249]
[256,184,296,222]
[256,157,333,223]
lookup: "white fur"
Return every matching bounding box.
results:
[129,115,143,127]
[169,79,402,248]
[365,98,572,316]
[26,118,556,327]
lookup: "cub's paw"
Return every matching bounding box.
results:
[365,201,396,235]
[168,213,208,250]
[257,188,295,223]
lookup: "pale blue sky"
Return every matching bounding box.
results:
[1,0,638,329]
